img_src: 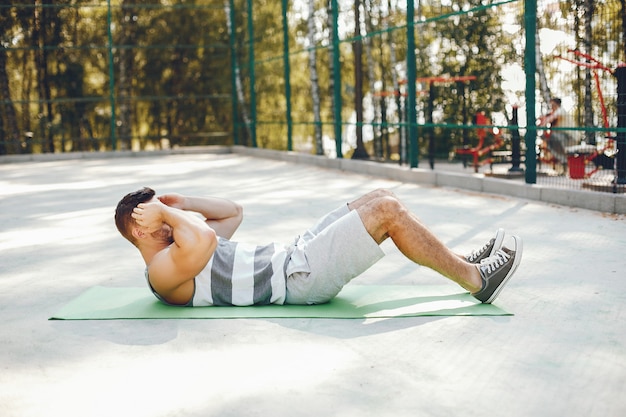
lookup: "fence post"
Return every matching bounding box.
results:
[281,0,293,151]
[406,0,418,168]
[106,0,117,150]
[615,65,626,185]
[524,0,537,184]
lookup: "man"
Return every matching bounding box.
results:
[538,97,577,164]
[115,187,522,307]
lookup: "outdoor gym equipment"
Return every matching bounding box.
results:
[455,111,505,173]
[546,49,617,180]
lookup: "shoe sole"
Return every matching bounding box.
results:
[484,235,523,304]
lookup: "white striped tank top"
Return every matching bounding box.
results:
[146,237,289,307]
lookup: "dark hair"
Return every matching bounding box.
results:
[114,187,156,245]
[551,97,562,106]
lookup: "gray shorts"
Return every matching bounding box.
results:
[285,205,385,304]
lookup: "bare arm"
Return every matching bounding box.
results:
[158,193,243,239]
[132,199,217,303]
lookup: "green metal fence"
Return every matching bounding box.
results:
[1,0,625,192]
[249,0,527,167]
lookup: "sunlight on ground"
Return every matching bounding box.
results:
[0,207,112,251]
[7,341,355,417]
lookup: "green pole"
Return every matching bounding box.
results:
[106,0,117,150]
[281,0,293,151]
[524,0,537,183]
[228,0,239,146]
[246,0,257,147]
[331,0,343,158]
[406,0,418,168]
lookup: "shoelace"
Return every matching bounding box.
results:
[467,238,494,262]
[479,249,510,274]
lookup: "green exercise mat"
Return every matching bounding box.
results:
[50,285,511,320]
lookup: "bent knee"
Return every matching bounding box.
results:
[369,188,397,200]
[363,193,405,222]
[357,194,407,242]
[378,194,406,217]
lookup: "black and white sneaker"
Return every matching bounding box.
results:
[465,228,505,264]
[472,235,523,304]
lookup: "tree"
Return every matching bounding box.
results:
[364,0,383,159]
[32,0,55,152]
[581,0,595,143]
[536,24,552,107]
[351,0,369,159]
[622,0,626,61]
[117,0,137,150]
[0,1,20,155]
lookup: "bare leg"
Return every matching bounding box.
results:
[349,189,482,293]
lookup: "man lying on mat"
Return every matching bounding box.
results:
[114,188,522,307]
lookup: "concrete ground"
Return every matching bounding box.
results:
[1,149,625,417]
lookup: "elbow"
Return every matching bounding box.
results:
[237,204,243,224]
[234,203,244,227]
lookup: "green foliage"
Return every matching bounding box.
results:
[0,0,622,157]
[1,1,233,153]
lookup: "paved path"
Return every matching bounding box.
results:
[1,151,624,417]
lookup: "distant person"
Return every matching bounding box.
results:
[115,187,522,307]
[538,98,577,164]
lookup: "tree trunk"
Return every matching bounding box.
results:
[622,0,626,63]
[0,46,20,155]
[535,25,552,108]
[34,0,55,153]
[326,0,339,155]
[307,0,323,155]
[352,0,369,159]
[33,1,45,152]
[117,0,136,150]
[582,0,595,143]
[364,0,382,159]
[386,0,404,163]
